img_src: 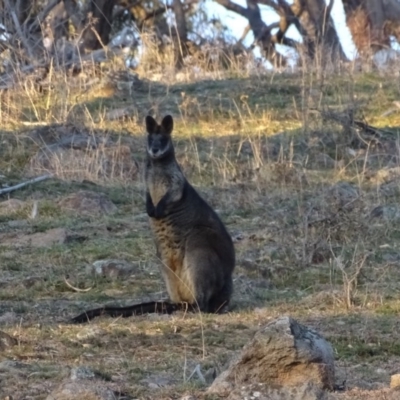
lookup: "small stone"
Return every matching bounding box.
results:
[370,205,400,222]
[58,191,117,216]
[0,360,30,374]
[76,326,106,340]
[46,380,120,400]
[0,199,25,215]
[0,331,17,350]
[204,367,217,384]
[314,153,337,169]
[91,259,135,279]
[70,366,97,381]
[391,374,400,389]
[0,312,18,325]
[0,228,68,248]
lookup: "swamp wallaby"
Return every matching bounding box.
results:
[71,115,235,323]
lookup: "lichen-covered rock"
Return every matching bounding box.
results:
[91,259,135,279]
[225,382,337,400]
[46,380,123,400]
[208,316,335,396]
[58,190,117,216]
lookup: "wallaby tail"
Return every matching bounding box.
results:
[70,301,197,324]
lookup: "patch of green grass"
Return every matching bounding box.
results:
[333,336,400,361]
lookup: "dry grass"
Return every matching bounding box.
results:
[2,45,400,399]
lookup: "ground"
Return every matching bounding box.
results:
[1,64,400,399]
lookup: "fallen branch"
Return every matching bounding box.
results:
[64,277,93,293]
[0,174,53,196]
[187,364,206,384]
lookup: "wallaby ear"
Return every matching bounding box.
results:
[145,116,158,134]
[161,115,173,135]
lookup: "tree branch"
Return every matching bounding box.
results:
[257,0,280,12]
[64,0,85,32]
[214,0,248,17]
[4,0,35,60]
[29,0,62,33]
[0,174,53,196]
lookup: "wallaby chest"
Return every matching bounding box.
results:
[146,161,186,273]
[146,163,184,206]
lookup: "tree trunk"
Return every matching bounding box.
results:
[81,0,116,52]
[343,0,400,56]
[172,0,188,68]
[296,0,346,64]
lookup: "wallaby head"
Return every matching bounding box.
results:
[146,115,174,160]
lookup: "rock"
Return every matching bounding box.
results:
[0,199,25,215]
[76,326,106,340]
[390,374,400,389]
[27,123,95,146]
[7,220,29,228]
[22,276,43,288]
[140,373,176,389]
[204,367,217,384]
[0,312,18,325]
[104,107,135,121]
[370,205,400,222]
[70,366,110,382]
[314,153,337,169]
[324,182,359,210]
[379,180,400,197]
[70,366,98,381]
[46,380,125,400]
[0,331,17,350]
[0,360,30,375]
[225,382,336,400]
[308,182,361,223]
[58,191,117,216]
[90,259,135,279]
[0,228,68,248]
[208,316,335,397]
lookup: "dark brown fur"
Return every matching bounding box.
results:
[71,115,235,323]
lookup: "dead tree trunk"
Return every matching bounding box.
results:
[172,0,188,68]
[293,0,346,65]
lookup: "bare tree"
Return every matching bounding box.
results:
[215,0,346,67]
[2,0,400,85]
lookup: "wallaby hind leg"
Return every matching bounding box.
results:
[208,279,233,313]
[183,247,222,313]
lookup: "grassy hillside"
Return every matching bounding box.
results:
[1,63,400,399]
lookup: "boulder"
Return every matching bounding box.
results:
[208,316,335,396]
[0,199,25,215]
[0,228,68,248]
[58,191,117,216]
[46,381,122,400]
[224,382,337,400]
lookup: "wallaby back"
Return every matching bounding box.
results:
[145,115,235,313]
